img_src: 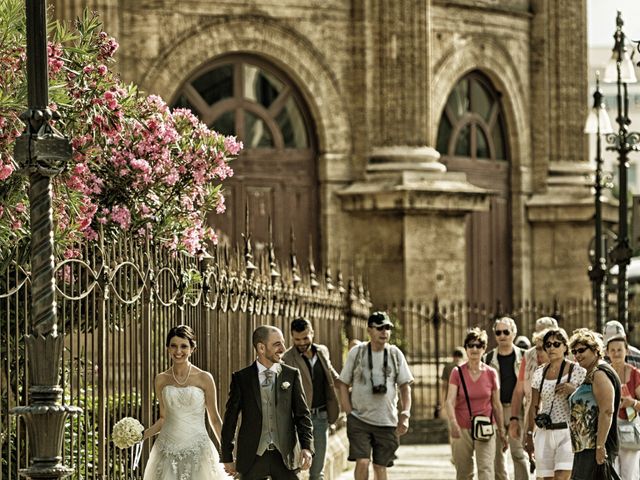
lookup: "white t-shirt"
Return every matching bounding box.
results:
[339,343,414,427]
[531,361,586,424]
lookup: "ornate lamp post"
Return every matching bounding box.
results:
[11,1,80,479]
[585,75,613,332]
[602,11,640,332]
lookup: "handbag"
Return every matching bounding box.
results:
[457,366,495,441]
[594,458,621,480]
[618,417,640,450]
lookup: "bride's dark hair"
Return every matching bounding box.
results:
[166,324,197,349]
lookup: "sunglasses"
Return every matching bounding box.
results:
[495,329,511,336]
[545,341,564,349]
[571,346,591,356]
[466,343,485,349]
[374,325,392,331]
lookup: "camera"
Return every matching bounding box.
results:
[372,384,387,394]
[534,413,552,429]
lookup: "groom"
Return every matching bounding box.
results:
[221,325,314,479]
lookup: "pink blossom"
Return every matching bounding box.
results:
[130,158,150,173]
[0,163,14,180]
[110,205,131,229]
[224,136,243,155]
[216,194,226,214]
[15,202,26,214]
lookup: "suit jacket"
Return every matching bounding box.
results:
[282,343,341,424]
[220,361,314,474]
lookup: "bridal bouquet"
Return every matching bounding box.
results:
[112,417,144,449]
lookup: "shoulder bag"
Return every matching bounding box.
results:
[457,366,494,441]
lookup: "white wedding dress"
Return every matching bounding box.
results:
[144,385,229,480]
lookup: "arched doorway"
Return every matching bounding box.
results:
[171,55,319,267]
[436,71,511,309]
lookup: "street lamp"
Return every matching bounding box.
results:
[585,74,613,332]
[11,1,79,479]
[602,10,640,332]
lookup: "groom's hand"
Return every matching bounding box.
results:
[223,462,237,475]
[299,449,313,470]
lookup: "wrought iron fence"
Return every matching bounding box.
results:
[0,233,370,479]
[382,297,627,424]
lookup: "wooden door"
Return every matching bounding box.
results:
[436,72,512,309]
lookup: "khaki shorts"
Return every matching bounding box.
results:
[346,413,399,467]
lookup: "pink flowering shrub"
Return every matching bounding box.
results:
[0,3,241,259]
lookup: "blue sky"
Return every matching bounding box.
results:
[588,0,640,47]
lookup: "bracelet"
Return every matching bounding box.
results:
[509,416,519,422]
[596,445,605,450]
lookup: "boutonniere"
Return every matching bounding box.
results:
[281,381,291,391]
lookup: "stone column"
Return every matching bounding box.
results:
[338,148,490,305]
[527,0,601,300]
[339,0,490,304]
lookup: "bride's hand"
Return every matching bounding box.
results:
[223,462,237,475]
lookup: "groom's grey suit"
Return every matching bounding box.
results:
[221,361,314,478]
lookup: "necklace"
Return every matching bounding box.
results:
[172,363,192,386]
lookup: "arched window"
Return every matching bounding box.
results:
[171,55,318,266]
[436,72,507,161]
[436,71,511,310]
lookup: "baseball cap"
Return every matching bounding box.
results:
[535,317,558,332]
[603,320,626,345]
[368,311,394,328]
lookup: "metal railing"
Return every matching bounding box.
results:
[383,297,625,424]
[0,233,370,479]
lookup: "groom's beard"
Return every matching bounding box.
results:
[295,343,311,354]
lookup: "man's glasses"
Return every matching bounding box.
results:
[374,325,392,331]
[495,329,511,336]
[466,343,485,349]
[571,346,590,355]
[545,341,563,349]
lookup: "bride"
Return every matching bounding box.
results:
[143,325,229,479]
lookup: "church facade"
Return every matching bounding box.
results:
[51,0,603,309]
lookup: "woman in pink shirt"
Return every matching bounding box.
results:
[446,327,508,480]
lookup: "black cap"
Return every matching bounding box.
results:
[368,311,394,328]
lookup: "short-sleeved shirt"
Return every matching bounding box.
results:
[339,343,414,427]
[449,363,499,429]
[618,363,640,420]
[531,361,586,424]
[569,362,620,455]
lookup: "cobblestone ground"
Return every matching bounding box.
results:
[336,443,527,480]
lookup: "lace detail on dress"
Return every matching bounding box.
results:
[155,432,215,480]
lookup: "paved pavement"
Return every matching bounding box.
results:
[336,444,456,480]
[336,443,526,480]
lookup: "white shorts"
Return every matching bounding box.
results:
[533,428,574,476]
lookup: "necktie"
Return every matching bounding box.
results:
[262,369,274,387]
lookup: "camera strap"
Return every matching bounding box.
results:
[368,342,388,388]
[537,359,566,417]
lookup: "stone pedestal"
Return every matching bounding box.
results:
[338,147,490,304]
[527,161,617,301]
